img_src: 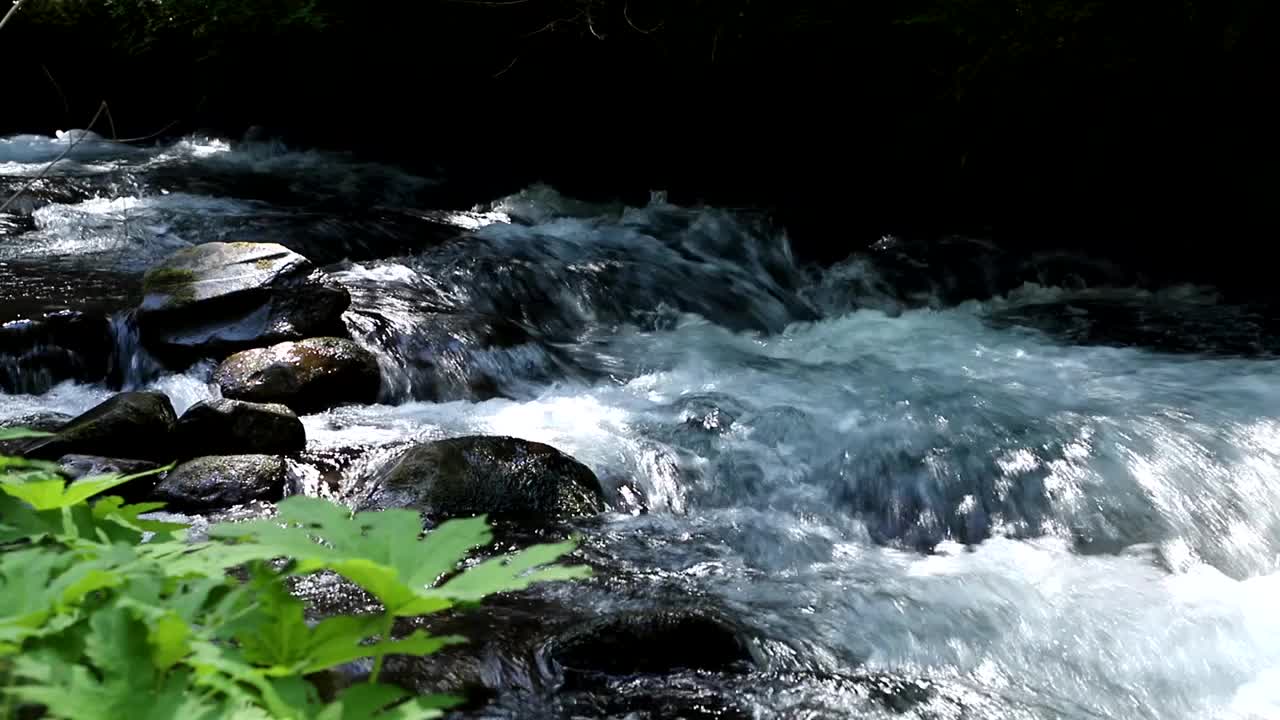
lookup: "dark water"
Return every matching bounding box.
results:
[4,131,1280,719]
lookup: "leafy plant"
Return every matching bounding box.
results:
[0,437,588,719]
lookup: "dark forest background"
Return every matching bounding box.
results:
[2,0,1275,284]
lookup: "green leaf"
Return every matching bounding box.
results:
[208,498,579,616]
[0,427,53,440]
[0,465,171,511]
[433,537,591,601]
[316,684,458,720]
[149,612,193,670]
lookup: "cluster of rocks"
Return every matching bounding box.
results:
[137,242,381,413]
[2,241,772,716]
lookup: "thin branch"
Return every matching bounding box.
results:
[525,10,584,37]
[0,101,108,215]
[624,1,662,34]
[585,4,604,40]
[41,64,70,121]
[115,118,183,144]
[0,0,27,34]
[493,55,519,78]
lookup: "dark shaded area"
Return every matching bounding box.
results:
[2,0,1275,289]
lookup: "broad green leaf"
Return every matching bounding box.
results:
[299,627,465,676]
[208,498,577,616]
[0,455,60,471]
[1,466,171,511]
[93,497,186,537]
[57,568,123,605]
[149,612,193,670]
[0,478,75,510]
[0,427,52,440]
[317,684,458,720]
[432,538,591,601]
[7,654,222,720]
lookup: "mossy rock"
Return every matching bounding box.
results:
[136,242,350,362]
[213,337,380,414]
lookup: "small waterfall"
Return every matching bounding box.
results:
[106,311,167,389]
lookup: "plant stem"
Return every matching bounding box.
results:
[368,612,396,684]
[0,0,27,34]
[1,662,15,720]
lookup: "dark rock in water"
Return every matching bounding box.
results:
[136,242,350,361]
[865,235,1015,307]
[213,337,380,413]
[150,454,286,511]
[0,310,113,394]
[0,411,71,455]
[356,436,606,523]
[173,398,305,458]
[547,609,756,676]
[57,455,163,503]
[22,392,177,462]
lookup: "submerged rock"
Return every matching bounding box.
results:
[173,398,305,458]
[213,337,380,413]
[547,609,756,676]
[22,392,177,462]
[150,454,286,511]
[136,242,350,361]
[0,310,113,394]
[58,455,163,503]
[357,436,606,523]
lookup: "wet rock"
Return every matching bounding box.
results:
[547,609,756,676]
[58,455,163,503]
[865,235,1015,307]
[22,392,177,462]
[150,454,286,511]
[213,337,380,413]
[0,411,71,455]
[173,398,305,458]
[357,436,606,523]
[136,242,350,361]
[0,310,113,394]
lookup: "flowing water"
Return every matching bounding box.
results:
[4,132,1280,719]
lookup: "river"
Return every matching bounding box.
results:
[3,131,1280,719]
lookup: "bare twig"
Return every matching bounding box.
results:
[41,64,71,121]
[493,55,519,78]
[0,0,27,34]
[0,101,108,214]
[115,118,183,144]
[624,1,662,34]
[585,4,604,39]
[525,10,584,37]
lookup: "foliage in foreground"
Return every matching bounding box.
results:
[0,428,588,719]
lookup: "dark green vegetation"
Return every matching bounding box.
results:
[0,428,588,719]
[3,0,1272,280]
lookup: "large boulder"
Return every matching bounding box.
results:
[173,399,305,458]
[136,242,350,361]
[546,609,756,676]
[149,454,287,511]
[356,436,606,523]
[22,392,177,462]
[213,337,380,413]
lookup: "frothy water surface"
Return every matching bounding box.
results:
[4,132,1280,718]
